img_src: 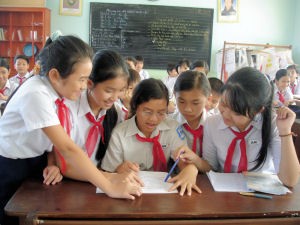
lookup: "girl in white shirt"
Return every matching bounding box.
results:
[172,71,210,158]
[174,67,300,188]
[102,78,201,196]
[0,35,141,225]
[68,50,132,167]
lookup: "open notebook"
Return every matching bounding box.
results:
[96,171,178,194]
[207,171,291,195]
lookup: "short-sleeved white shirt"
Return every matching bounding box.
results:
[9,72,31,88]
[162,75,178,99]
[273,85,293,106]
[289,79,300,95]
[172,110,207,156]
[0,75,71,158]
[0,79,17,106]
[101,116,187,172]
[67,90,125,165]
[203,113,281,173]
[139,69,150,80]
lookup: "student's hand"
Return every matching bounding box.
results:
[173,145,198,164]
[106,177,143,200]
[43,165,63,185]
[276,106,296,134]
[167,164,201,196]
[109,170,144,187]
[116,161,140,173]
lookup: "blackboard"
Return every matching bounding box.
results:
[89,3,214,69]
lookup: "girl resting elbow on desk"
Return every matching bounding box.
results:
[0,35,143,225]
[174,67,300,188]
[101,78,201,196]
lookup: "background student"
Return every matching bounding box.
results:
[172,71,210,158]
[273,69,294,107]
[0,58,16,116]
[176,58,190,75]
[117,68,141,119]
[190,60,210,75]
[68,49,133,167]
[9,54,31,87]
[101,78,201,196]
[287,64,300,95]
[176,67,300,188]
[206,77,224,117]
[135,55,150,80]
[162,63,178,114]
[0,35,142,225]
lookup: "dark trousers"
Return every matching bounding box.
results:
[0,153,47,225]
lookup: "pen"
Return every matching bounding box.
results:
[164,151,183,182]
[239,192,273,200]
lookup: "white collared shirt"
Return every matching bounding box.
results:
[172,110,207,156]
[139,69,150,80]
[273,85,293,106]
[0,79,17,105]
[9,72,31,88]
[203,114,281,173]
[289,79,300,95]
[101,116,187,172]
[0,75,69,158]
[67,90,125,165]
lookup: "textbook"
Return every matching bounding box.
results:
[96,171,178,194]
[207,171,291,195]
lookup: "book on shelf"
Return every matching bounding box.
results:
[207,171,291,195]
[0,28,5,41]
[17,29,23,41]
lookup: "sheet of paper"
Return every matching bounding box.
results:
[96,171,178,194]
[244,172,291,195]
[206,171,249,192]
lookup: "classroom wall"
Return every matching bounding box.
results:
[46,0,299,79]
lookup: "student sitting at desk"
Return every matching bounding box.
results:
[0,35,142,225]
[101,78,201,196]
[287,64,300,95]
[172,71,210,158]
[174,67,300,188]
[273,69,294,107]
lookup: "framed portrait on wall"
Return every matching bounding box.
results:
[60,0,82,16]
[218,0,239,23]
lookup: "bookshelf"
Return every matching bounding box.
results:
[0,7,50,77]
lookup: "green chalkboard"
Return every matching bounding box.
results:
[89,3,214,69]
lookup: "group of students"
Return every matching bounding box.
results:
[0,34,299,225]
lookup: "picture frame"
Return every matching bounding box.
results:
[60,0,82,16]
[218,0,239,23]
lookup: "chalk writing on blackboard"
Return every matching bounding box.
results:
[90,3,213,69]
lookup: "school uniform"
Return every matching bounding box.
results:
[115,98,129,120]
[162,75,178,98]
[67,90,125,165]
[289,79,300,95]
[273,85,293,106]
[139,69,150,80]
[9,72,31,88]
[101,116,186,172]
[203,113,281,174]
[0,75,76,224]
[207,107,220,117]
[172,110,207,156]
[0,80,17,118]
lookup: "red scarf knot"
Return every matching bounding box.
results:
[224,125,253,173]
[136,133,167,172]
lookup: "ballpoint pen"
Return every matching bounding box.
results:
[164,151,184,182]
[239,192,273,199]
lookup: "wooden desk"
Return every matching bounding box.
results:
[5,175,300,225]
